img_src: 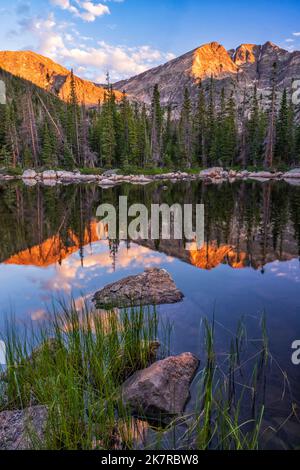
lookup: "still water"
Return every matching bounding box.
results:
[0,179,299,448]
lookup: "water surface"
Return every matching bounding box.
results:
[0,179,299,448]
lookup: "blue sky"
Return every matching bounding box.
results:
[1,0,300,81]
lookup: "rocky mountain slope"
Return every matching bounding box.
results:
[115,41,300,110]
[0,51,122,106]
[1,41,299,112]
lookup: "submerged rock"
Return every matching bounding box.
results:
[121,353,199,421]
[0,406,48,450]
[93,268,184,309]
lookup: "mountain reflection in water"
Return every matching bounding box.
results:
[1,180,299,272]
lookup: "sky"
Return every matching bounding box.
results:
[0,0,300,82]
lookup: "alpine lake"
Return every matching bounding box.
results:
[0,178,299,449]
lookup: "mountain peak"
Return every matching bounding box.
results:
[200,41,223,49]
[262,41,285,52]
[264,41,278,48]
[234,44,259,65]
[0,50,122,106]
[191,41,238,79]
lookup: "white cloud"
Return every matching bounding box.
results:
[57,42,174,81]
[81,2,109,17]
[50,0,110,22]
[19,13,66,57]
[18,10,175,81]
[59,42,175,81]
[51,0,70,8]
[293,32,300,36]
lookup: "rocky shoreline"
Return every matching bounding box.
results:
[1,167,300,186]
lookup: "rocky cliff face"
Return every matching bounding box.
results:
[0,51,122,106]
[115,41,300,110]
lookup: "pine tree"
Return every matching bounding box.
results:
[137,104,151,167]
[67,69,81,165]
[240,88,248,168]
[213,87,226,164]
[275,89,289,164]
[0,145,11,167]
[22,88,39,167]
[4,101,19,167]
[150,84,163,166]
[295,124,300,165]
[0,104,11,167]
[247,85,260,166]
[287,93,295,165]
[206,76,217,166]
[163,105,174,167]
[0,104,6,150]
[222,90,237,166]
[264,62,277,169]
[41,121,53,167]
[62,142,75,169]
[194,82,207,167]
[79,104,96,168]
[119,91,138,167]
[22,146,33,168]
[179,88,192,168]
[90,105,102,165]
[100,75,117,168]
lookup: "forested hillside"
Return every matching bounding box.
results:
[1,65,300,171]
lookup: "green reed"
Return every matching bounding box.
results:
[2,300,159,450]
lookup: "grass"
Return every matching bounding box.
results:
[191,317,267,450]
[2,300,160,450]
[0,304,295,450]
[164,314,293,451]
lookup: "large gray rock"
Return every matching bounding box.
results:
[93,268,184,309]
[22,169,37,179]
[0,406,48,450]
[56,171,76,180]
[121,353,199,420]
[199,167,224,178]
[283,169,300,179]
